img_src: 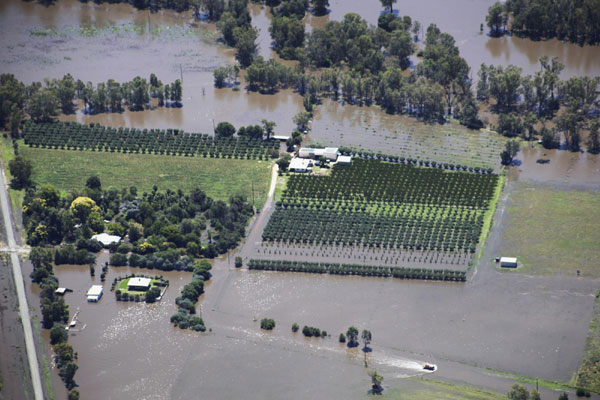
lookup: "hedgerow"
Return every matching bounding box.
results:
[248,259,466,282]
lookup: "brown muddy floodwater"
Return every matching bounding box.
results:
[2,0,600,398]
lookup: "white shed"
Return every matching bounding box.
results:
[92,233,122,247]
[500,257,518,268]
[337,155,352,164]
[128,277,152,291]
[298,148,316,158]
[87,285,103,302]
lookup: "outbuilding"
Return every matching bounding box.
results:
[87,285,103,302]
[337,155,352,164]
[298,147,316,158]
[127,277,152,292]
[324,147,339,161]
[92,233,122,247]
[289,158,313,173]
[500,257,518,268]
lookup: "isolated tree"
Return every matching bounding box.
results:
[380,0,396,13]
[235,256,243,268]
[368,369,384,394]
[361,329,372,351]
[293,111,311,131]
[500,139,520,165]
[507,384,529,400]
[261,119,276,139]
[346,326,359,347]
[8,156,32,189]
[486,2,506,36]
[338,333,346,343]
[85,176,102,190]
[276,153,291,172]
[215,121,236,137]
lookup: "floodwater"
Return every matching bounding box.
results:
[2,0,600,398]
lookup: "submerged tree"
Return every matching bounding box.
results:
[368,369,384,395]
[346,326,359,347]
[380,0,396,13]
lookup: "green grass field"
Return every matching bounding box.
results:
[378,378,506,400]
[118,278,162,296]
[20,144,273,210]
[498,183,600,277]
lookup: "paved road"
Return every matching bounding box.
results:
[0,162,44,400]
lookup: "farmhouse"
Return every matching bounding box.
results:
[500,257,518,268]
[289,158,313,173]
[87,285,103,302]
[127,277,152,292]
[92,232,122,247]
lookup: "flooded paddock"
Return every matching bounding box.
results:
[2,0,600,398]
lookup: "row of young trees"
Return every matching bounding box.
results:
[486,0,600,44]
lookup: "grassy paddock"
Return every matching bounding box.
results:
[497,183,600,277]
[21,144,273,210]
[379,378,506,400]
[117,278,162,296]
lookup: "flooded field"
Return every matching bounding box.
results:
[2,0,600,398]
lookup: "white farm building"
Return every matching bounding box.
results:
[500,257,518,268]
[128,277,152,292]
[87,285,103,302]
[298,147,339,161]
[289,158,313,173]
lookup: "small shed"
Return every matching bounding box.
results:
[128,277,152,292]
[337,155,352,164]
[500,257,518,268]
[289,158,313,173]
[87,285,103,302]
[92,233,121,247]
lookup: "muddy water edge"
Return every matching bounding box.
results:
[1,0,600,398]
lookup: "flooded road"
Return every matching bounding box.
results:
[2,0,600,398]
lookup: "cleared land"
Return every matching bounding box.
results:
[20,144,273,210]
[311,102,507,171]
[497,183,600,277]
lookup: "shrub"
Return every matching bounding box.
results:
[260,318,275,330]
[235,256,243,268]
[339,333,346,343]
[291,322,299,332]
[109,253,128,266]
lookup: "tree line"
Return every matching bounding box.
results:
[486,0,600,45]
[0,73,182,129]
[477,57,600,153]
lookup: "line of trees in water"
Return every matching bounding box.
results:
[0,73,181,130]
[486,0,600,45]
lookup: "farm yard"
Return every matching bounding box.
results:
[310,101,507,171]
[257,158,502,273]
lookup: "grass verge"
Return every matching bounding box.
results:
[0,137,26,242]
[20,143,273,210]
[380,377,506,400]
[574,290,600,393]
[497,182,600,277]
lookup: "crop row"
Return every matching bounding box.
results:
[23,121,279,160]
[262,207,483,252]
[283,159,498,208]
[247,259,466,282]
[337,146,496,174]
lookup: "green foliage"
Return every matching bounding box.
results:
[50,324,68,345]
[7,155,32,189]
[311,0,328,16]
[500,139,520,166]
[270,15,305,59]
[233,26,259,67]
[215,121,236,138]
[23,120,279,161]
[26,87,60,123]
[496,113,523,138]
[486,2,506,35]
[234,256,243,268]
[145,286,162,303]
[292,322,299,332]
[507,383,529,400]
[264,159,497,253]
[260,318,276,330]
[338,333,346,343]
[0,73,25,129]
[559,393,569,400]
[302,325,322,337]
[109,253,128,267]
[68,389,80,400]
[346,326,359,347]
